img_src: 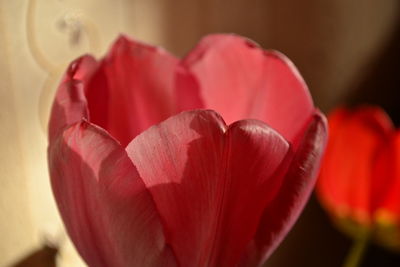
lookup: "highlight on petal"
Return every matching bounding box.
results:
[126,110,291,266]
[317,107,393,225]
[49,55,98,142]
[176,34,314,143]
[85,35,179,147]
[48,121,176,267]
[62,54,99,83]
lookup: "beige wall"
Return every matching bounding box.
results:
[0,0,398,266]
[0,0,163,266]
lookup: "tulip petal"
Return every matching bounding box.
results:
[62,54,99,83]
[373,131,400,224]
[49,55,98,142]
[177,34,313,143]
[241,111,327,265]
[85,35,179,147]
[317,107,393,225]
[126,110,290,266]
[48,121,176,267]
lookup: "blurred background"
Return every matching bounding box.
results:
[0,0,399,266]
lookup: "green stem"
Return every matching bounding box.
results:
[343,231,370,267]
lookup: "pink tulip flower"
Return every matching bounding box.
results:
[48,34,327,267]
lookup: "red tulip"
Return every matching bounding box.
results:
[48,34,327,266]
[317,106,400,250]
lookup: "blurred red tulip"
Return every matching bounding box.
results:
[317,106,400,250]
[48,34,327,266]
